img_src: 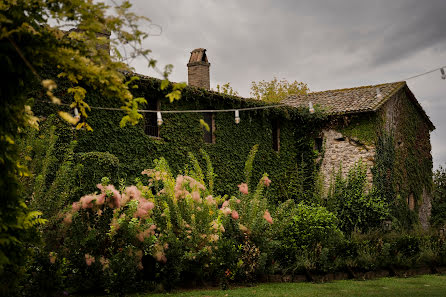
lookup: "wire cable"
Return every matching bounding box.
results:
[37,63,446,115]
[404,66,446,81]
[38,100,287,113]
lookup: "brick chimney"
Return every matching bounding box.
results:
[187,48,210,90]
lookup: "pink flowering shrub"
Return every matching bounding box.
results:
[51,147,277,292]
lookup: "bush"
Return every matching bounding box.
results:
[40,146,276,294]
[77,151,120,195]
[431,165,446,227]
[327,161,389,234]
[281,202,341,250]
[272,201,342,270]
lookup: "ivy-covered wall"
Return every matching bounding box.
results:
[31,74,325,203]
[326,85,434,228]
[379,87,433,227]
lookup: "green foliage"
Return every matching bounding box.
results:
[201,149,216,194]
[284,203,341,249]
[215,82,239,96]
[334,87,433,231]
[372,133,395,206]
[283,158,323,204]
[250,77,309,103]
[77,151,120,194]
[18,142,446,293]
[0,0,183,290]
[35,147,278,294]
[389,90,433,218]
[244,144,259,187]
[274,201,342,268]
[431,165,446,227]
[30,74,324,204]
[339,113,379,145]
[18,117,121,222]
[327,161,389,234]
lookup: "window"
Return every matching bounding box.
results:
[203,112,215,143]
[144,99,160,138]
[314,137,323,152]
[272,120,280,152]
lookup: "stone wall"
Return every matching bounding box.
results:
[320,129,375,194]
[379,88,433,229]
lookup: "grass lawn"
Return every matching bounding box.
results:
[132,274,446,297]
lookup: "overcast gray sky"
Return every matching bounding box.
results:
[126,0,446,168]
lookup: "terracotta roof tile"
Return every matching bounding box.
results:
[282,82,405,115]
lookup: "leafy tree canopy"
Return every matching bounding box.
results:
[0,0,177,278]
[250,77,309,103]
[215,82,239,96]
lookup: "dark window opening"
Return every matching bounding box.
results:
[272,120,280,152]
[314,137,323,152]
[144,99,160,138]
[203,112,215,143]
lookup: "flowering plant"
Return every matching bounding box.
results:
[51,147,276,292]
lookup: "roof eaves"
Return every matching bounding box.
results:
[403,86,435,131]
[370,81,406,111]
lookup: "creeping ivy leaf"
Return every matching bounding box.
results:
[200,119,210,132]
[58,111,79,125]
[165,90,181,102]
[160,79,169,90]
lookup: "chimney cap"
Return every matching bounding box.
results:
[188,48,209,64]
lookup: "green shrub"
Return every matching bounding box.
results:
[39,145,276,294]
[273,201,342,269]
[431,165,446,227]
[77,151,120,195]
[282,202,341,250]
[327,161,389,234]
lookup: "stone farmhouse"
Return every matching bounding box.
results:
[186,48,435,228]
[34,47,435,228]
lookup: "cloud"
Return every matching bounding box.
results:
[128,0,446,167]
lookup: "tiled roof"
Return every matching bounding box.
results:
[282,82,405,115]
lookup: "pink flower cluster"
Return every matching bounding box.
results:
[63,213,72,225]
[238,183,249,195]
[205,195,216,205]
[67,184,156,225]
[141,169,167,181]
[75,184,121,212]
[102,184,122,208]
[263,210,273,224]
[133,250,144,270]
[154,242,168,263]
[133,199,155,219]
[220,200,239,220]
[136,224,157,242]
[174,175,206,201]
[231,210,239,220]
[99,256,110,271]
[85,254,95,266]
[262,176,272,187]
[211,220,225,233]
[121,185,140,205]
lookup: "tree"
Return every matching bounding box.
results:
[0,0,177,289]
[431,165,446,227]
[250,77,309,103]
[215,82,239,96]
